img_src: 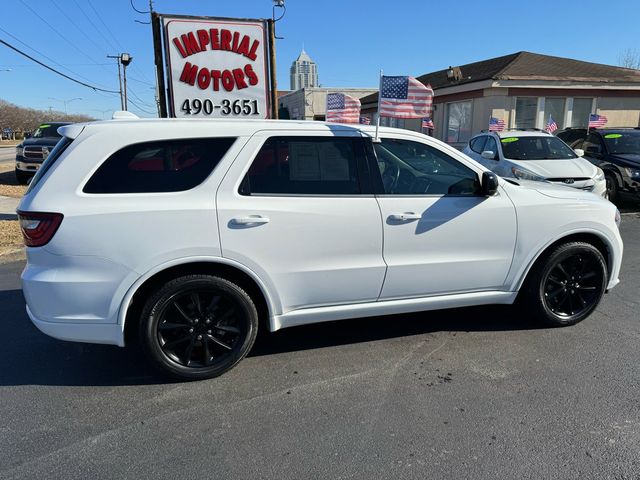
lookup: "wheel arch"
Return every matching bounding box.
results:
[119,257,278,347]
[514,230,612,292]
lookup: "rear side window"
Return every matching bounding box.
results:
[84,138,236,194]
[25,137,72,195]
[240,136,362,195]
[469,136,486,153]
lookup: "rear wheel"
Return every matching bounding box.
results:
[15,168,31,185]
[139,275,258,380]
[521,242,607,327]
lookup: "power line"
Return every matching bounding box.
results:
[0,26,116,91]
[130,0,150,15]
[50,0,108,55]
[128,97,157,115]
[18,0,111,71]
[0,38,120,94]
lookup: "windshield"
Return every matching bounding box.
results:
[602,132,640,154]
[499,136,577,160]
[31,124,63,139]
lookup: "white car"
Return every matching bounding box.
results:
[17,116,623,380]
[463,130,607,197]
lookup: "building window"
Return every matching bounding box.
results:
[571,98,594,127]
[515,97,538,128]
[544,98,565,129]
[445,101,472,143]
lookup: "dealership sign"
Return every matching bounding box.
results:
[162,15,270,118]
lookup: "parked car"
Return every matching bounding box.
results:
[463,129,607,198]
[17,117,623,380]
[15,122,70,184]
[557,127,640,204]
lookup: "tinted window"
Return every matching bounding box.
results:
[240,137,361,195]
[373,139,479,195]
[583,133,604,155]
[84,138,235,194]
[25,137,72,194]
[500,136,577,160]
[484,137,498,158]
[469,136,486,153]
[601,131,640,154]
[31,124,65,139]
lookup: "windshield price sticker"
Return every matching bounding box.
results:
[501,137,519,143]
[163,16,270,118]
[604,133,622,139]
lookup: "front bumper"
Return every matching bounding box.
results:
[16,160,42,173]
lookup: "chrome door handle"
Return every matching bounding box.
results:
[389,212,422,221]
[231,215,270,225]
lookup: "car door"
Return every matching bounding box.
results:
[464,135,486,165]
[217,130,386,314]
[369,134,517,300]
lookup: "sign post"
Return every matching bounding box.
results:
[159,14,272,119]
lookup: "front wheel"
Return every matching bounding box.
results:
[139,275,258,380]
[605,174,618,204]
[521,242,607,327]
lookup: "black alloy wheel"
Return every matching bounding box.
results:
[140,275,258,380]
[522,242,607,327]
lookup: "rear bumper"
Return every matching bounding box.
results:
[21,249,135,347]
[27,305,125,346]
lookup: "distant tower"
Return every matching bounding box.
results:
[290,49,319,90]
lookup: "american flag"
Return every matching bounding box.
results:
[588,114,608,128]
[359,116,371,125]
[326,93,361,123]
[545,115,558,133]
[379,76,433,119]
[488,117,505,132]
[422,117,434,129]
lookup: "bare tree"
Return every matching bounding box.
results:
[0,98,95,138]
[618,48,640,69]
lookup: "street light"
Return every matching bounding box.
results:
[108,53,133,111]
[48,97,82,115]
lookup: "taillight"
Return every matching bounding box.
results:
[16,211,63,247]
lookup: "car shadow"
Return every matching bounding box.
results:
[0,286,543,387]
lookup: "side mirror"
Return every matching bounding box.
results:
[481,150,496,160]
[481,171,499,196]
[574,148,584,157]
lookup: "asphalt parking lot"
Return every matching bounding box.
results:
[1,214,639,480]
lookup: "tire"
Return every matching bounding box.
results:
[605,174,618,204]
[139,274,258,380]
[15,168,31,185]
[520,242,607,327]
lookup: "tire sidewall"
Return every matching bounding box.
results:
[535,243,607,326]
[140,276,258,380]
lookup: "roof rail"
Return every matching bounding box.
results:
[503,127,548,133]
[111,111,139,120]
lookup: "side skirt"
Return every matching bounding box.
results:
[272,291,518,331]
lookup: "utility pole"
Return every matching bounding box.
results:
[108,55,124,109]
[107,53,133,110]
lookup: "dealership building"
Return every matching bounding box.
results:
[359,51,640,148]
[279,87,377,121]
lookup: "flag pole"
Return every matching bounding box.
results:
[374,69,382,143]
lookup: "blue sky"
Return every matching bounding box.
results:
[1,0,639,118]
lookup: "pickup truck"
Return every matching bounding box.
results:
[15,122,70,184]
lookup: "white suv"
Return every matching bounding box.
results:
[18,117,623,380]
[463,130,607,197]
